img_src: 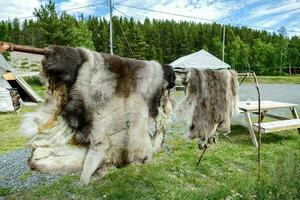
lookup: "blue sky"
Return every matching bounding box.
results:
[0,0,299,36]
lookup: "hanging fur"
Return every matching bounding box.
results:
[21,46,175,185]
[178,69,238,149]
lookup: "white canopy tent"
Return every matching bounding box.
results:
[170,49,230,70]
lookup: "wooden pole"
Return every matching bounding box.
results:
[0,41,50,55]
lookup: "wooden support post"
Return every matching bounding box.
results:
[244,112,258,147]
[290,107,300,134]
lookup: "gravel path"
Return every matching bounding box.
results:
[0,148,60,194]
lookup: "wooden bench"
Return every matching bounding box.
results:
[253,119,300,133]
[238,101,300,147]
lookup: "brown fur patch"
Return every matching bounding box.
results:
[42,46,93,145]
[101,53,144,97]
[184,69,238,141]
[38,84,67,132]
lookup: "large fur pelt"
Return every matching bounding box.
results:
[178,69,238,149]
[21,46,175,185]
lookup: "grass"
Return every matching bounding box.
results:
[0,106,39,154]
[19,171,33,182]
[0,78,44,154]
[5,125,300,199]
[239,75,300,84]
[1,81,300,199]
[23,77,46,97]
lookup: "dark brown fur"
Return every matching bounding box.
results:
[42,46,92,145]
[61,89,93,145]
[149,64,176,118]
[101,53,144,97]
[42,46,84,85]
[162,64,176,89]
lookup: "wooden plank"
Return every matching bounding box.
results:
[15,75,43,102]
[244,112,258,147]
[253,119,300,133]
[263,113,290,120]
[3,72,16,80]
[238,101,298,112]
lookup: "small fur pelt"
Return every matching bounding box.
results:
[21,46,175,185]
[179,69,238,149]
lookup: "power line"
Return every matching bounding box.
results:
[4,1,107,21]
[114,7,135,58]
[115,3,300,34]
[115,3,217,23]
[113,7,132,19]
[61,2,107,13]
[3,1,300,35]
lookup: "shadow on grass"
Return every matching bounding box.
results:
[0,187,11,197]
[227,125,297,146]
[262,132,296,144]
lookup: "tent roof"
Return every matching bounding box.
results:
[0,54,18,75]
[0,54,13,88]
[0,54,43,103]
[170,49,230,70]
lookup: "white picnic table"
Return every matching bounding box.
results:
[238,100,300,147]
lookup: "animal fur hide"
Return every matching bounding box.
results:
[21,46,175,185]
[179,69,238,149]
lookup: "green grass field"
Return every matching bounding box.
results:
[1,78,300,199]
[0,106,37,154]
[239,75,300,84]
[6,124,300,199]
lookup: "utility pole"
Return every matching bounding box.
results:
[222,25,225,61]
[109,0,113,55]
[280,50,283,72]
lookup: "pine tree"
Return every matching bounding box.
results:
[0,0,299,75]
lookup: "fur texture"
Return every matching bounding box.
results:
[21,46,175,185]
[179,69,238,149]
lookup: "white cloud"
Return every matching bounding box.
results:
[250,0,300,19]
[0,0,102,20]
[58,0,99,15]
[0,0,43,20]
[255,8,300,28]
[245,0,300,36]
[286,21,300,37]
[113,0,246,23]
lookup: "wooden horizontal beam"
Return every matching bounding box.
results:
[252,112,290,120]
[0,41,52,55]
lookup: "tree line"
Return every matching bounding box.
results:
[0,1,299,75]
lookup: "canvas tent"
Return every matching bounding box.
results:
[170,49,230,70]
[0,54,42,112]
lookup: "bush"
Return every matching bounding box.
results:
[23,76,43,86]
